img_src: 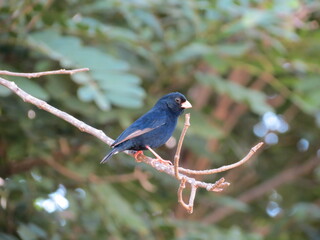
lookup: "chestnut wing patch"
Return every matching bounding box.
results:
[112,127,154,147]
[111,108,167,148]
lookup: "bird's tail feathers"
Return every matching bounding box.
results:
[100,148,118,164]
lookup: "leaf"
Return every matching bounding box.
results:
[291,203,320,221]
[71,17,139,42]
[71,72,91,84]
[134,9,163,38]
[29,30,129,71]
[170,43,213,64]
[196,72,273,115]
[28,30,145,110]
[0,85,11,97]
[226,226,262,240]
[107,90,144,108]
[210,195,249,212]
[92,72,141,86]
[292,95,319,114]
[13,78,49,101]
[93,91,111,111]
[294,75,320,92]
[17,223,47,240]
[241,9,275,28]
[212,43,252,57]
[0,233,19,240]
[90,184,151,237]
[292,75,320,114]
[77,85,96,102]
[182,110,223,139]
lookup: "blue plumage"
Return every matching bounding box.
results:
[101,92,192,163]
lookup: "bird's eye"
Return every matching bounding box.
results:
[175,98,181,104]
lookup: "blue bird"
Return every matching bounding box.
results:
[101,92,192,164]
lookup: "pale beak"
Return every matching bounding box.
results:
[181,100,192,109]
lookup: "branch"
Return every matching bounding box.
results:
[0,68,89,78]
[174,113,191,179]
[178,177,197,214]
[0,69,263,214]
[178,142,264,175]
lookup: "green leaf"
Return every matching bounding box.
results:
[170,43,213,64]
[28,30,144,110]
[92,72,141,86]
[292,75,320,114]
[183,110,223,139]
[241,9,275,28]
[71,72,90,84]
[90,184,151,236]
[107,90,144,108]
[292,95,319,114]
[93,91,111,111]
[71,17,139,42]
[134,9,163,38]
[17,223,47,240]
[0,85,11,97]
[212,43,252,56]
[210,195,250,212]
[0,233,19,240]
[13,78,49,101]
[196,72,273,115]
[226,226,262,240]
[77,85,96,102]
[291,203,320,221]
[294,75,320,92]
[29,31,129,71]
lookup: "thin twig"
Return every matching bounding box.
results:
[0,68,89,78]
[178,142,264,175]
[174,113,191,179]
[178,178,190,212]
[177,177,198,214]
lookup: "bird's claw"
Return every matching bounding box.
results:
[152,158,173,166]
[134,150,144,162]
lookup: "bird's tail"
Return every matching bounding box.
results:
[100,148,119,164]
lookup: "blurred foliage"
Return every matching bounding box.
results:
[1,0,320,239]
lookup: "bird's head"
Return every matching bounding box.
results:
[156,92,192,116]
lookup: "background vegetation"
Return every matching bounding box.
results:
[1,0,320,239]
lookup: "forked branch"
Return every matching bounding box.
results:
[0,68,264,214]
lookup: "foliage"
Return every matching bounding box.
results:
[1,0,320,239]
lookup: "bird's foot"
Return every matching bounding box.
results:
[152,158,173,166]
[134,150,144,162]
[146,145,172,166]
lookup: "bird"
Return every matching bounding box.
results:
[101,92,192,164]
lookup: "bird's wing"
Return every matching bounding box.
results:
[111,109,166,147]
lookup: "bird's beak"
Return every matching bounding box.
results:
[181,100,192,109]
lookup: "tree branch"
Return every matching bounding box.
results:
[0,68,89,78]
[174,113,190,179]
[178,177,197,214]
[178,142,264,175]
[0,69,263,214]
